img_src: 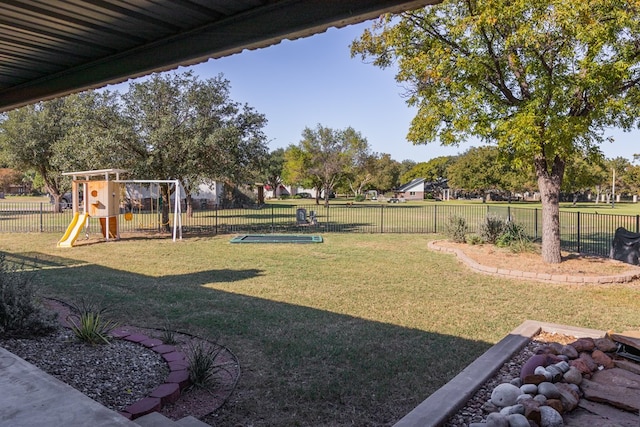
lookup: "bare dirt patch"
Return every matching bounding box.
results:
[434,240,640,277]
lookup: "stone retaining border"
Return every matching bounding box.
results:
[428,240,640,284]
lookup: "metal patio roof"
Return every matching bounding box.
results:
[0,0,438,112]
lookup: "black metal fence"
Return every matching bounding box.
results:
[1,201,636,258]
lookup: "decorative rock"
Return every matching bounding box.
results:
[535,366,553,381]
[591,349,615,369]
[553,361,570,373]
[555,383,579,412]
[561,345,578,359]
[507,413,530,427]
[520,354,560,380]
[539,405,563,427]
[578,352,598,372]
[481,400,499,413]
[509,377,523,387]
[499,404,524,416]
[545,398,564,414]
[485,412,509,427]
[538,382,561,399]
[571,337,595,352]
[516,394,533,403]
[520,384,538,394]
[594,337,617,353]
[547,342,563,355]
[523,374,547,385]
[570,358,592,375]
[521,399,541,424]
[533,394,547,404]
[563,366,583,385]
[545,365,563,382]
[491,383,523,407]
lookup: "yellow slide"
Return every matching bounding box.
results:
[57,213,89,248]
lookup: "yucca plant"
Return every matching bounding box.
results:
[67,299,117,345]
[187,340,223,388]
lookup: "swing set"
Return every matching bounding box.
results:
[57,169,182,247]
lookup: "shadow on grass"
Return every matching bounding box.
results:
[6,250,493,426]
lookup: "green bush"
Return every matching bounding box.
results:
[0,254,57,338]
[496,221,533,252]
[444,215,468,243]
[466,234,484,245]
[478,214,507,244]
[187,340,223,388]
[67,299,117,345]
[354,194,366,202]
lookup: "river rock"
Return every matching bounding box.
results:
[545,365,563,382]
[485,412,509,427]
[538,382,561,399]
[539,405,563,427]
[533,394,547,404]
[594,337,617,352]
[521,399,541,424]
[571,337,595,352]
[523,374,547,385]
[516,394,533,404]
[591,349,615,369]
[547,342,563,354]
[509,377,522,387]
[491,383,522,407]
[499,404,524,416]
[507,413,530,427]
[563,366,583,385]
[520,383,538,394]
[561,344,578,359]
[553,360,570,373]
[570,358,592,376]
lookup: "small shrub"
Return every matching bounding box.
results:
[354,194,366,202]
[67,299,117,345]
[161,318,177,345]
[444,215,468,243]
[496,221,531,251]
[478,214,506,244]
[466,234,484,245]
[187,341,223,388]
[0,254,57,338]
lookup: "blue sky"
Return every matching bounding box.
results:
[118,21,640,163]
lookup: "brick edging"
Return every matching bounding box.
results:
[109,329,191,420]
[428,240,640,284]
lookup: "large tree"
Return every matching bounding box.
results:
[122,71,268,219]
[352,0,640,263]
[0,92,124,211]
[285,125,370,207]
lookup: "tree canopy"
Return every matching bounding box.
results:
[352,0,640,262]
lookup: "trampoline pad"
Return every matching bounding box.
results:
[230,235,323,244]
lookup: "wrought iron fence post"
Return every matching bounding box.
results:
[576,211,580,253]
[380,204,384,233]
[434,204,437,233]
[507,206,511,222]
[271,205,274,232]
[40,202,43,232]
[534,208,538,240]
[215,204,218,235]
[636,215,639,234]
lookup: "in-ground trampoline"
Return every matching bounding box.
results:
[230,235,323,244]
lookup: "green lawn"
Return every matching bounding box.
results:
[2,233,639,425]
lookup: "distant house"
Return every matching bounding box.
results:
[394,178,425,200]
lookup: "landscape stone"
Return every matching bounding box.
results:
[498,403,523,416]
[570,337,595,352]
[539,405,563,427]
[521,399,541,424]
[563,366,583,385]
[491,383,522,407]
[485,412,509,427]
[569,358,592,375]
[520,384,537,394]
[614,359,640,375]
[594,337,617,352]
[547,342,563,354]
[578,352,598,371]
[537,382,561,399]
[576,399,640,426]
[506,413,530,427]
[520,354,561,380]
[581,377,640,412]
[561,344,578,359]
[555,383,579,412]
[516,394,533,403]
[523,374,547,385]
[545,398,564,414]
[591,349,614,369]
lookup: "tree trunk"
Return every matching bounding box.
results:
[186,193,193,218]
[535,155,565,264]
